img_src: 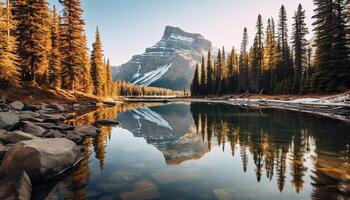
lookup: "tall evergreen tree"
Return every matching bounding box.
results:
[105,58,113,96]
[292,4,309,93]
[328,0,350,90]
[262,18,278,93]
[0,0,19,87]
[191,63,200,96]
[200,55,206,94]
[238,27,249,92]
[251,14,264,93]
[59,0,87,91]
[90,27,105,96]
[48,5,61,88]
[11,0,50,83]
[81,33,93,94]
[227,47,239,92]
[206,50,213,94]
[276,5,292,93]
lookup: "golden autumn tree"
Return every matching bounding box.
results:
[11,0,51,84]
[90,27,105,96]
[0,0,19,87]
[47,5,61,88]
[59,0,88,91]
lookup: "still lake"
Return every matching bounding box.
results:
[32,102,350,200]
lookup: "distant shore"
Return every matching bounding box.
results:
[123,92,350,122]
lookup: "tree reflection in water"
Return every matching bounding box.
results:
[190,103,349,199]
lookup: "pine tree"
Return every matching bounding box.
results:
[251,14,264,93]
[227,47,238,92]
[292,4,309,93]
[81,33,93,94]
[328,0,350,90]
[206,50,213,95]
[105,59,113,96]
[262,18,278,93]
[216,48,223,95]
[191,63,200,96]
[11,0,51,83]
[47,5,61,88]
[59,0,88,91]
[90,27,105,96]
[0,0,19,87]
[200,55,206,95]
[276,5,292,93]
[238,27,249,92]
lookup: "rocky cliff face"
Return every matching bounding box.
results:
[114,26,212,90]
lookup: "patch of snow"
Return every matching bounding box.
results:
[131,107,173,130]
[132,63,173,86]
[132,61,142,79]
[289,98,319,103]
[169,34,195,43]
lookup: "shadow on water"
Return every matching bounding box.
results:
[31,102,350,200]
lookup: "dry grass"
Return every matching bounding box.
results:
[0,83,102,104]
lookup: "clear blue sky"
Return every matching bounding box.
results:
[50,0,314,66]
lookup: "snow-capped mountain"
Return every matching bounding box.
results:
[114,26,212,90]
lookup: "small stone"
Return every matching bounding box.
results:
[21,121,46,137]
[48,103,65,112]
[96,119,120,126]
[18,111,40,118]
[0,112,19,131]
[120,180,159,200]
[10,101,24,111]
[40,114,66,123]
[45,129,64,138]
[23,104,43,111]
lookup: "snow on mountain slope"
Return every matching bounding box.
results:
[131,107,173,130]
[133,63,173,86]
[114,26,212,90]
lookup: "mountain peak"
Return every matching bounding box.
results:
[114,26,212,90]
[162,26,204,40]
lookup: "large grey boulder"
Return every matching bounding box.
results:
[0,171,32,200]
[10,101,24,111]
[0,131,39,144]
[0,112,19,130]
[21,121,46,137]
[0,138,82,180]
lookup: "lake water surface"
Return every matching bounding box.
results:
[32,102,350,200]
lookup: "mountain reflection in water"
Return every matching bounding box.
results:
[32,102,350,200]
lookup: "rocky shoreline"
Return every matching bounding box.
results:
[0,97,119,200]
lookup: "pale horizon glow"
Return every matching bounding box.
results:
[50,0,314,66]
